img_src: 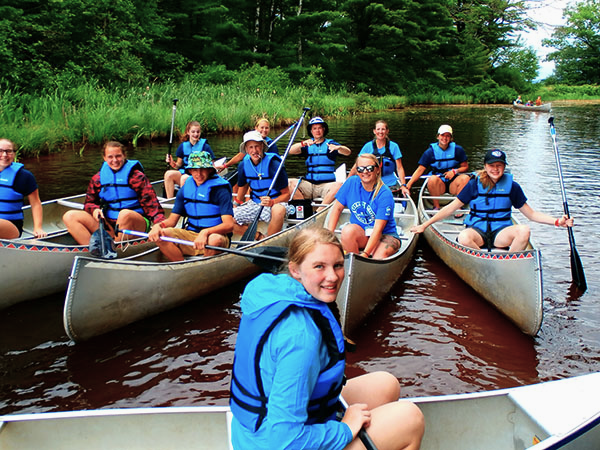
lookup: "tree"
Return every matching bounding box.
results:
[543,0,600,84]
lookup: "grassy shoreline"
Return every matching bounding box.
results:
[2,77,599,157]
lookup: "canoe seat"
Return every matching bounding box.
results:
[57,199,85,209]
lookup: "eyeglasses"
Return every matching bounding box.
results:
[356,165,376,173]
[0,149,15,155]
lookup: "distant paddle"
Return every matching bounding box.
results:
[167,98,178,158]
[240,107,310,243]
[89,217,117,259]
[548,117,587,292]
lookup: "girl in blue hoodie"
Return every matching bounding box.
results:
[230,227,424,449]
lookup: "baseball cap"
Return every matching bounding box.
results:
[437,124,453,135]
[484,149,507,165]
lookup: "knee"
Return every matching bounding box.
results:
[271,204,285,218]
[515,224,530,240]
[341,224,362,240]
[62,210,82,226]
[373,371,401,401]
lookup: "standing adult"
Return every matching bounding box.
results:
[350,120,409,195]
[405,124,470,209]
[288,116,351,205]
[216,118,279,173]
[230,226,424,450]
[63,141,165,245]
[411,149,574,251]
[328,154,401,259]
[0,139,46,239]
[233,131,291,237]
[148,151,233,261]
[164,121,215,198]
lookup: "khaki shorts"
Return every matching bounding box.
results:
[167,228,230,256]
[297,179,338,200]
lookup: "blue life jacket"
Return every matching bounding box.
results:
[99,160,145,220]
[305,139,337,183]
[242,153,282,202]
[230,296,346,432]
[464,173,514,233]
[181,174,230,231]
[372,139,397,179]
[429,142,458,175]
[179,139,207,174]
[0,162,25,221]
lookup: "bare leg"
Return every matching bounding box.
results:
[204,233,229,256]
[164,170,182,198]
[449,174,470,196]
[0,219,20,239]
[156,239,185,262]
[62,210,99,245]
[457,228,484,250]
[321,182,342,206]
[495,224,531,252]
[426,175,445,209]
[115,210,147,241]
[340,224,368,254]
[372,235,401,259]
[267,204,286,236]
[288,179,304,200]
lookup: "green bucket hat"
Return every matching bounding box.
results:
[186,151,214,169]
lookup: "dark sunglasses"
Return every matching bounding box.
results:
[356,165,376,173]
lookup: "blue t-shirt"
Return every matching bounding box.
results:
[359,140,403,186]
[237,156,288,199]
[265,136,279,155]
[335,175,397,236]
[457,176,527,208]
[417,144,467,170]
[175,141,215,159]
[172,177,234,218]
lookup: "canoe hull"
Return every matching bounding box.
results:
[63,205,331,342]
[418,182,543,336]
[513,101,552,112]
[1,373,598,450]
[330,196,419,336]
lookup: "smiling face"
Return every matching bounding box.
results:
[0,139,15,170]
[188,125,201,145]
[437,132,453,149]
[356,155,379,186]
[189,168,213,185]
[255,120,270,138]
[373,122,389,141]
[484,162,506,182]
[245,140,265,164]
[289,243,345,303]
[103,145,126,171]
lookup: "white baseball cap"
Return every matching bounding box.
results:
[437,124,453,135]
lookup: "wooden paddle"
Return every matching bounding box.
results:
[120,229,286,272]
[548,117,587,292]
[240,107,310,243]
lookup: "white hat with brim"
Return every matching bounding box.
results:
[239,130,268,153]
[437,124,453,135]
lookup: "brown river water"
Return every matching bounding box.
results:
[1,103,599,414]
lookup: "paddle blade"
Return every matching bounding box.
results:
[89,220,117,259]
[568,230,587,292]
[240,206,263,243]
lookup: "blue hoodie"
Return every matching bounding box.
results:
[230,273,353,450]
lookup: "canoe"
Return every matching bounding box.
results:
[0,372,598,449]
[513,101,552,112]
[417,179,543,336]
[0,181,172,310]
[326,195,419,336]
[63,204,333,342]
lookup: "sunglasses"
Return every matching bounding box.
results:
[356,165,376,173]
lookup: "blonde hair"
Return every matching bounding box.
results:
[356,153,385,199]
[181,121,201,142]
[477,169,495,191]
[287,227,343,267]
[255,118,270,128]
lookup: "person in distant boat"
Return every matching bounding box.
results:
[0,138,46,239]
[148,151,233,261]
[515,95,523,104]
[164,121,215,198]
[288,116,352,205]
[348,120,410,195]
[233,130,292,237]
[405,124,470,209]
[229,226,425,450]
[535,96,542,106]
[63,141,165,245]
[410,149,574,252]
[327,153,401,259]
[526,100,533,106]
[215,118,279,173]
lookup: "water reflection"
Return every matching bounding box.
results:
[2,104,599,415]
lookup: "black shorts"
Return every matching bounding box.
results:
[470,226,510,250]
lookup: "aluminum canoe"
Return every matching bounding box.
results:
[0,181,171,310]
[1,372,598,450]
[513,101,552,112]
[326,195,419,336]
[417,180,543,336]
[63,204,332,342]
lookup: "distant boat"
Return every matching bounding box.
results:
[513,101,552,112]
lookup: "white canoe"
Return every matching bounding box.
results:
[417,180,543,336]
[327,195,419,336]
[0,182,171,310]
[1,372,598,449]
[513,101,552,112]
[63,204,332,342]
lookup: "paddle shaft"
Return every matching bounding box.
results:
[241,107,310,242]
[339,395,378,450]
[120,229,286,264]
[548,117,587,291]
[167,99,179,156]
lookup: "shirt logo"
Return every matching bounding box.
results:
[350,201,375,225]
